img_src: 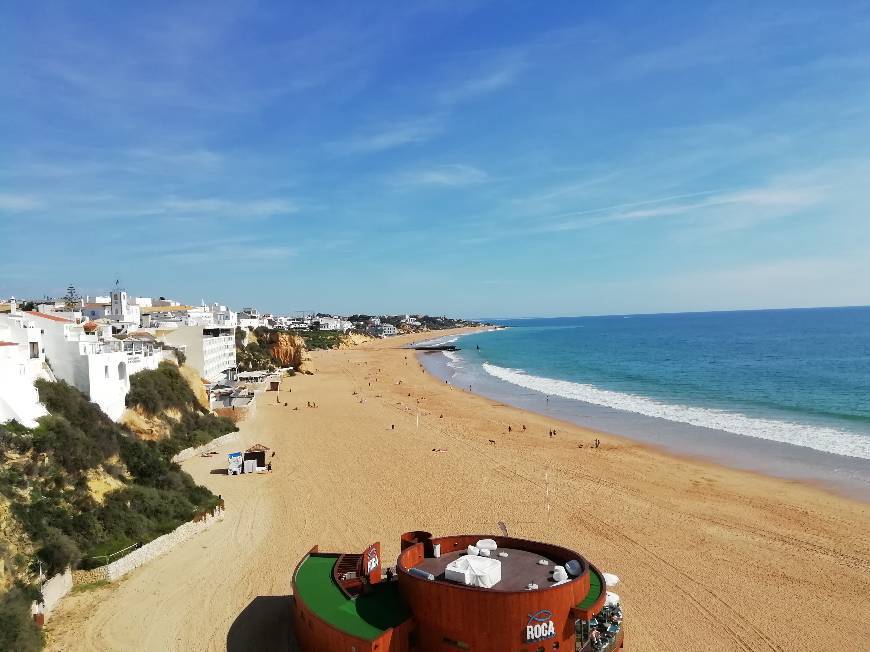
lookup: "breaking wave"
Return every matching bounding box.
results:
[482,363,870,459]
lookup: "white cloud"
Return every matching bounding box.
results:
[333,117,443,154]
[0,194,42,212]
[158,197,298,218]
[438,58,525,105]
[396,164,488,187]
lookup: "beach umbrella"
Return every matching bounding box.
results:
[605,591,620,607]
[603,572,620,588]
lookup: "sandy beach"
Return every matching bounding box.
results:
[45,328,870,651]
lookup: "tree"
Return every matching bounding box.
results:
[38,528,82,575]
[63,284,79,310]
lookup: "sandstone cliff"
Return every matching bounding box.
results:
[265,331,306,369]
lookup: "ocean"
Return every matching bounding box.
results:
[418,307,870,498]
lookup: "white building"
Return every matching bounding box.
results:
[133,296,153,308]
[314,316,353,332]
[0,311,52,427]
[238,308,262,329]
[210,303,237,329]
[107,289,141,327]
[36,302,83,323]
[159,326,236,382]
[369,323,398,337]
[25,311,131,421]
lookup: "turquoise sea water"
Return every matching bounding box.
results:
[430,307,870,461]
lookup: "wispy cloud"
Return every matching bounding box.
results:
[538,183,823,233]
[438,57,525,105]
[158,197,298,218]
[0,193,42,212]
[394,164,489,187]
[331,116,444,154]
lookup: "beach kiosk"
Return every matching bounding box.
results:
[291,530,624,652]
[243,443,270,473]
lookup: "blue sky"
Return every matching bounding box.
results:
[2,1,870,317]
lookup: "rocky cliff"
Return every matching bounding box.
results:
[264,331,306,369]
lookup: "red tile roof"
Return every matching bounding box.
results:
[0,341,17,347]
[25,311,73,323]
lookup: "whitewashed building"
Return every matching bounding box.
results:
[238,308,262,330]
[35,302,83,323]
[25,311,131,421]
[0,310,52,427]
[369,323,398,337]
[313,316,353,332]
[107,289,141,327]
[210,303,238,329]
[159,326,236,382]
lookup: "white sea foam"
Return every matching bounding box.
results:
[482,363,870,460]
[443,350,462,368]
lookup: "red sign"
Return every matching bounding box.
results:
[362,542,381,584]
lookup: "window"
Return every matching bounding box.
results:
[104,365,109,379]
[30,342,39,359]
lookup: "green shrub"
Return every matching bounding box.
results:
[34,380,118,460]
[126,363,197,415]
[32,416,102,473]
[0,586,43,652]
[37,528,82,575]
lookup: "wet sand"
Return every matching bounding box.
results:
[46,328,870,651]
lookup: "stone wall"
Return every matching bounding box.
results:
[171,431,239,463]
[72,567,108,585]
[102,508,223,581]
[72,506,224,586]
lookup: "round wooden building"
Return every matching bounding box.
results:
[291,530,624,652]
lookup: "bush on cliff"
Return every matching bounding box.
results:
[4,379,221,574]
[37,528,82,576]
[126,362,198,415]
[0,585,43,652]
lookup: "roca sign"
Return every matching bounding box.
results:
[366,547,379,574]
[525,610,556,643]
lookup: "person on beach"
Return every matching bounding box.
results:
[522,424,526,431]
[508,425,512,433]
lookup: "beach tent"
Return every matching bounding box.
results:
[244,443,270,471]
[603,572,620,588]
[605,591,620,607]
[445,555,502,588]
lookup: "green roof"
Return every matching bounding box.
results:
[576,567,603,610]
[294,554,410,641]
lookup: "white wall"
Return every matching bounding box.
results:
[33,314,129,421]
[39,568,73,621]
[160,326,236,381]
[0,314,49,426]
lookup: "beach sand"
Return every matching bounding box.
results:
[45,328,870,651]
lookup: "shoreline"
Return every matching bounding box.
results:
[44,326,870,651]
[415,329,870,503]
